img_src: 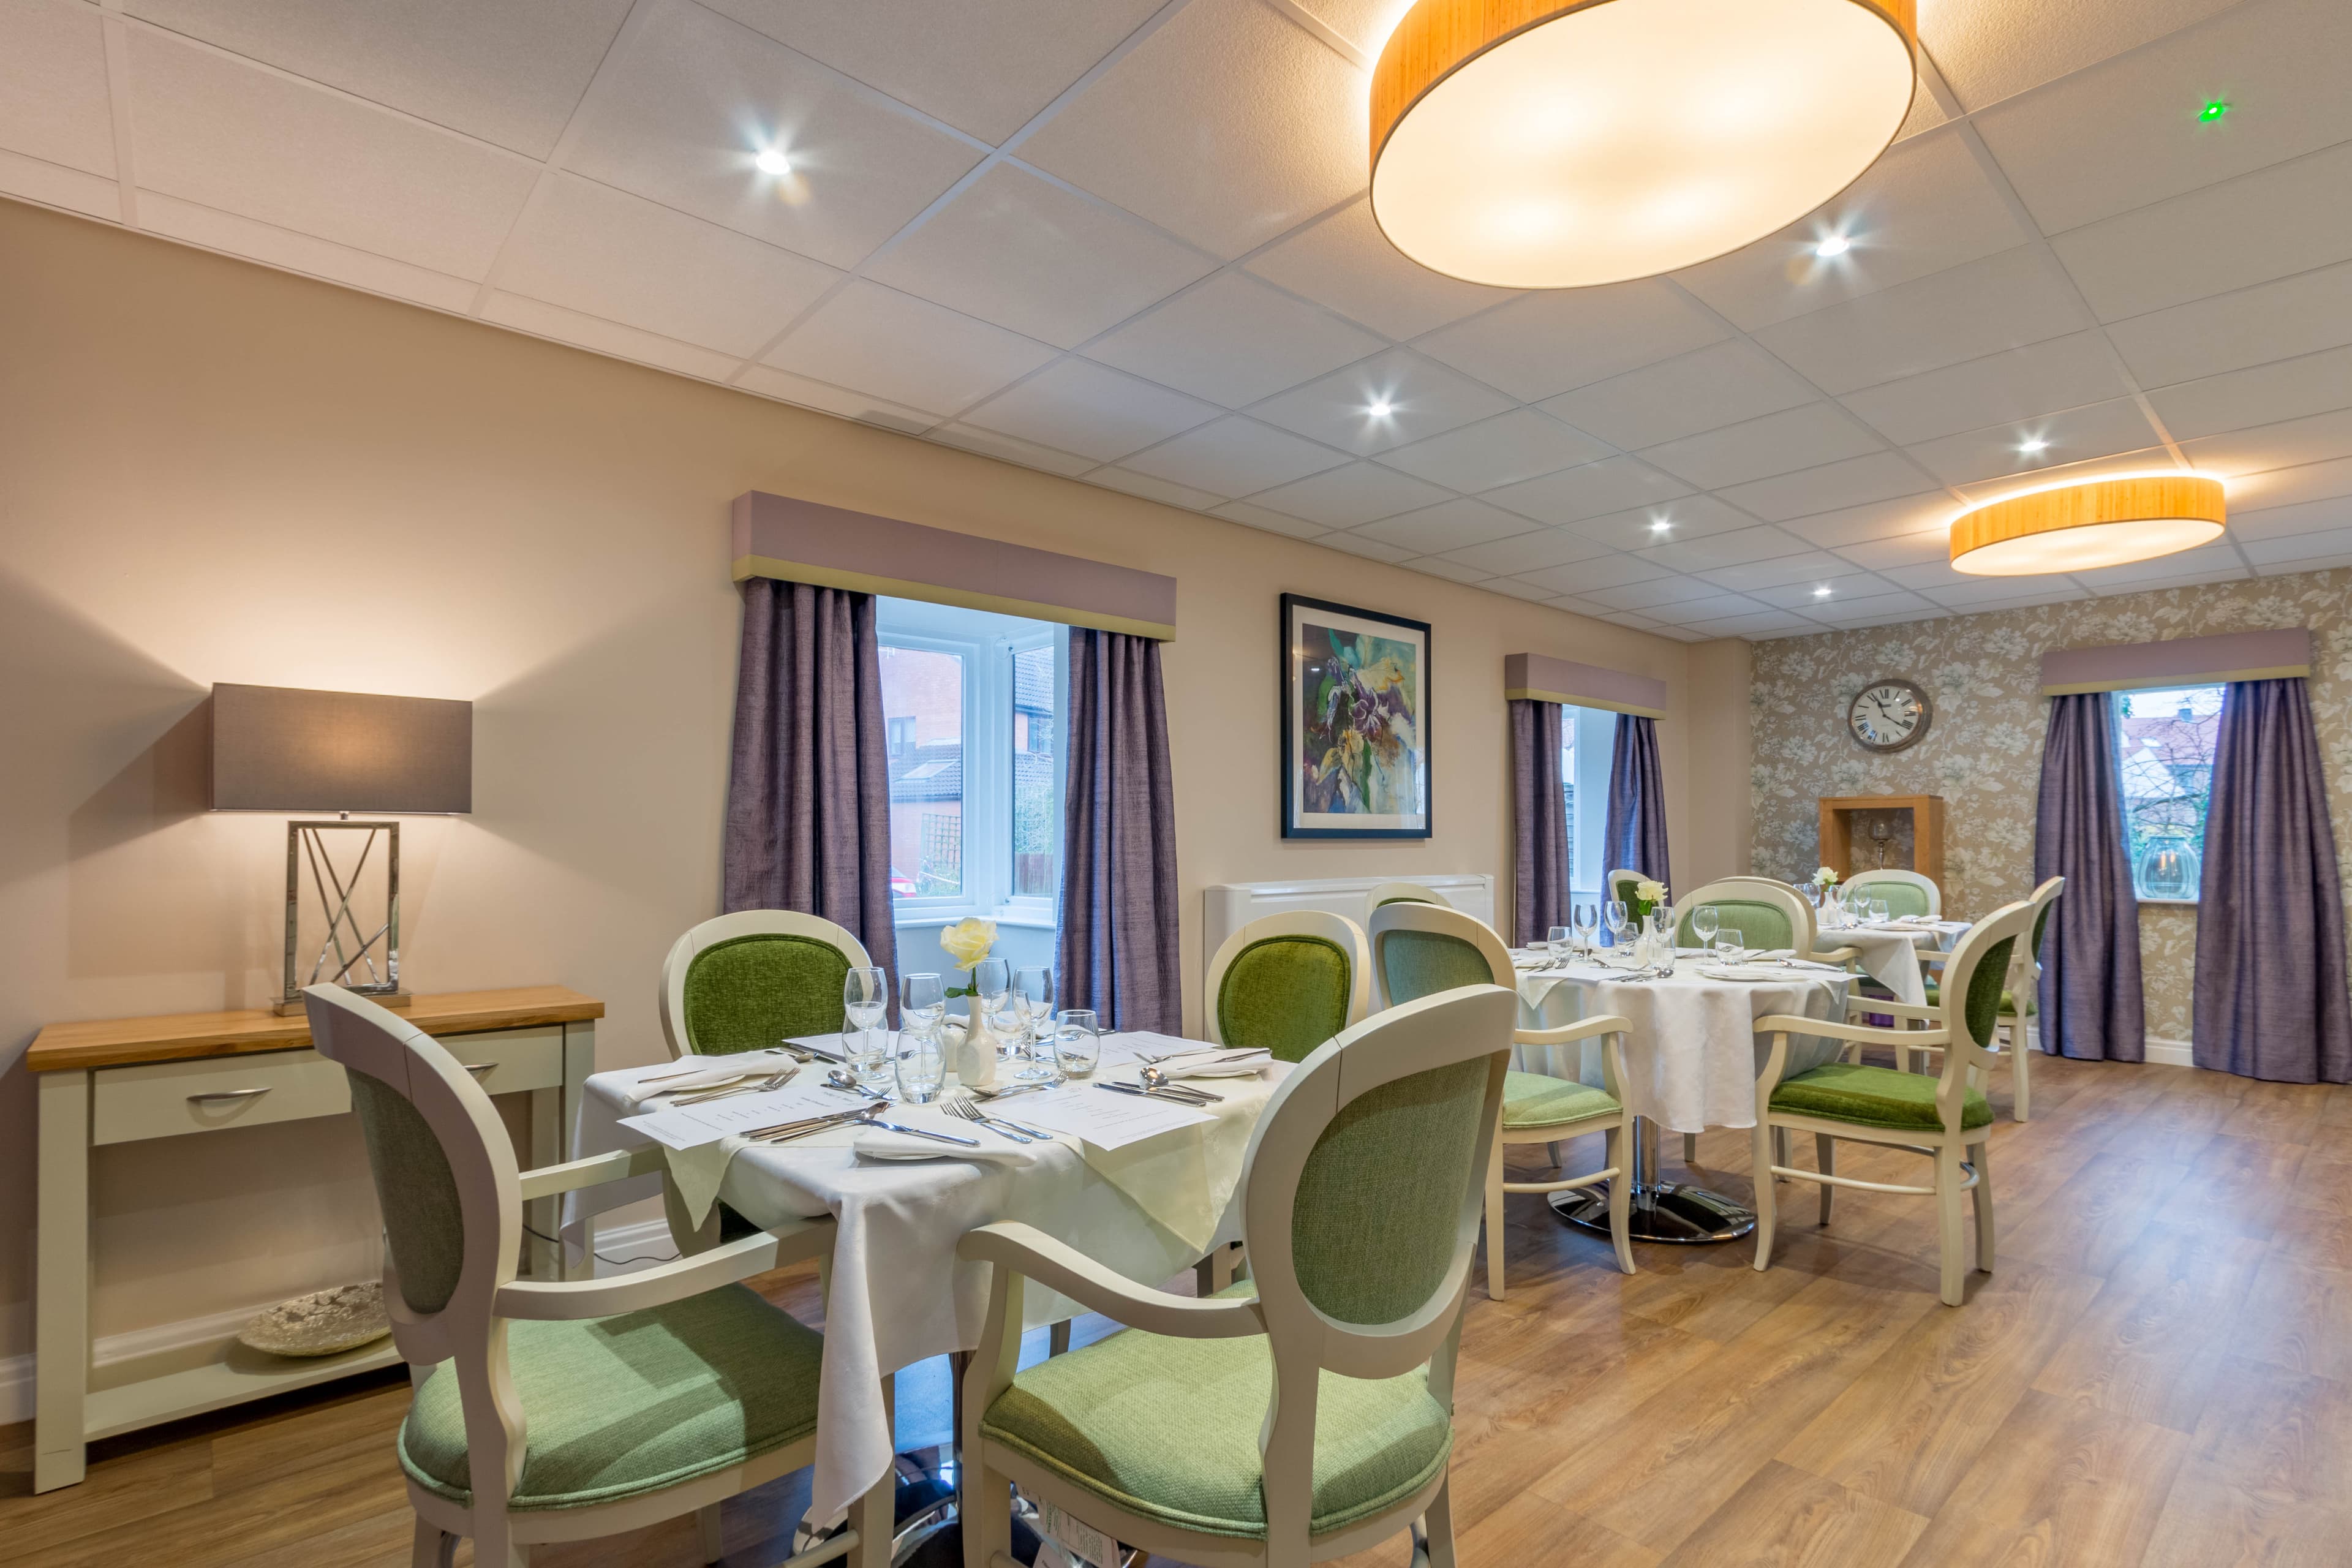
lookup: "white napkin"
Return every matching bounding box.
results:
[1159,1049,1271,1079]
[619,1049,797,1109]
[852,1128,1039,1163]
[1699,965,1793,982]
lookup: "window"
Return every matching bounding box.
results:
[2113,685,2223,902]
[878,599,1065,927]
[1557,704,1617,900]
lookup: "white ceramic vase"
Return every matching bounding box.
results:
[952,1009,998,1089]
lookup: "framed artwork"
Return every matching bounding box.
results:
[1280,593,1431,839]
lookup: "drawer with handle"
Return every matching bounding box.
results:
[91,1027,564,1145]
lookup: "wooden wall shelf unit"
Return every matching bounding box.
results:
[1819,794,1946,894]
[27,986,603,1493]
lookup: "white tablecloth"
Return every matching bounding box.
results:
[564,1041,1280,1525]
[1825,919,1969,1006]
[1513,958,1850,1133]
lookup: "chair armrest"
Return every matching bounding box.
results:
[959,1223,1265,1339]
[1845,998,1939,1023]
[494,1218,835,1321]
[517,1145,668,1201]
[1513,1012,1630,1049]
[1758,1013,1950,1050]
[1810,946,1860,965]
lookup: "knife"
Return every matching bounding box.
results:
[865,1118,982,1147]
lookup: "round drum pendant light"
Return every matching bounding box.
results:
[1948,473,2228,576]
[1369,0,1918,288]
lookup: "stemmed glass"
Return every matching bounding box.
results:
[898,973,946,1102]
[1013,965,1057,1080]
[842,967,889,1086]
[973,957,1011,1054]
[1571,903,1598,957]
[1691,907,1720,954]
[1604,899,1631,950]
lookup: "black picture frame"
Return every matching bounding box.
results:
[1279,593,1433,840]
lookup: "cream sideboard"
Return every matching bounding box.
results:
[26,986,603,1493]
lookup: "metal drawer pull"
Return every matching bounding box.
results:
[462,1063,495,1076]
[187,1088,271,1104]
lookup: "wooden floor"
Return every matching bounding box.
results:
[9,1051,2351,1568]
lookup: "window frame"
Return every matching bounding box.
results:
[2109,683,2225,907]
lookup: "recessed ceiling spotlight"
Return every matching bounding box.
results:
[1649,518,1672,533]
[2018,435,2049,454]
[1813,584,1833,597]
[755,148,793,176]
[1366,399,1396,418]
[1814,234,1852,258]
[2199,99,2230,121]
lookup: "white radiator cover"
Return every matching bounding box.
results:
[1199,873,1497,961]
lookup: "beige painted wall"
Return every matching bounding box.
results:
[0,198,1712,1356]
[1679,637,1754,887]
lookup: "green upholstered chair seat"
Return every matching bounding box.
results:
[1920,981,2032,1016]
[1770,1061,1992,1132]
[1501,1071,1618,1129]
[1673,899,1793,952]
[683,933,853,1054]
[401,1284,824,1511]
[978,1287,1450,1541]
[1218,936,1352,1064]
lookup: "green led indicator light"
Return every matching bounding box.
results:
[2200,100,2230,121]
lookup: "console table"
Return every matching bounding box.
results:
[26,985,603,1493]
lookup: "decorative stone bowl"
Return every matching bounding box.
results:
[236,1281,392,1358]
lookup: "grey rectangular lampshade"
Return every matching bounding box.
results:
[210,684,472,813]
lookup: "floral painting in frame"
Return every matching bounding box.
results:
[1280,593,1431,839]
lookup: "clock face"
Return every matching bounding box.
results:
[1848,680,1930,752]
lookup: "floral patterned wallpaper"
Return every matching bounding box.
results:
[1748,566,2352,1042]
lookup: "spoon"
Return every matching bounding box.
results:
[826,1068,890,1101]
[1139,1065,1222,1102]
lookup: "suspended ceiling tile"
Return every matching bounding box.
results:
[127,28,537,280]
[696,0,1168,144]
[1948,445,2171,498]
[2179,405,2352,477]
[1414,279,1726,402]
[1683,609,1822,637]
[1245,461,1450,528]
[1635,527,1816,573]
[1594,608,1670,631]
[2104,259,2352,389]
[1638,404,1887,491]
[2053,142,2352,323]
[1407,557,1496,585]
[1351,497,1536,553]
[734,364,938,431]
[1086,465,1227,513]
[2229,494,2352,543]
[478,291,741,380]
[140,190,479,311]
[864,162,1214,349]
[1775,491,1954,549]
[1800,589,1940,624]
[1972,0,2352,234]
[1211,500,1333,540]
[1512,552,1673,596]
[1840,332,2133,447]
[565,0,981,270]
[1015,0,1363,260]
[2072,541,2251,588]
[2241,524,2352,567]
[1537,340,1817,453]
[1246,347,1515,456]
[497,173,841,356]
[1830,530,1954,570]
[2217,454,2352,513]
[1579,577,1741,614]
[1924,0,2244,115]
[2144,345,2352,441]
[0,0,116,178]
[1671,128,2032,331]
[1375,408,1610,494]
[1485,456,1692,526]
[1435,526,1615,577]
[762,278,1058,417]
[1242,197,1513,340]
[1569,496,1760,551]
[1714,451,1936,522]
[1753,246,2087,396]
[1115,414,1347,497]
[1902,396,2166,487]
[0,145,119,219]
[960,357,1221,463]
[1920,584,2089,611]
[1644,592,1780,626]
[1478,575,1569,603]
[1317,529,1419,564]
[1083,270,1385,408]
[1744,574,1879,609]
[926,422,1097,477]
[1697,551,1871,592]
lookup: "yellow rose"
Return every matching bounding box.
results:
[1635,880,1667,905]
[939,917,996,970]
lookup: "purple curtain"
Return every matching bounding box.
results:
[722,579,897,978]
[1511,699,1569,947]
[1603,714,1671,891]
[2193,678,2351,1082]
[2032,692,2142,1060]
[1058,628,1182,1033]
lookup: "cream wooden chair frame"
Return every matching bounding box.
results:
[1363,880,1449,912]
[1707,875,1861,967]
[1842,868,1942,918]
[658,910,875,1060]
[1749,899,2036,1307]
[957,984,1517,1568]
[1903,876,2064,1122]
[1368,902,1634,1287]
[1202,910,1373,1048]
[304,984,891,1568]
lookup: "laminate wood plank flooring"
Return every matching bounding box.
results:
[7,1054,2349,1568]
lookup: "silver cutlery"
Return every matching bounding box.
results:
[668,1066,799,1105]
[1139,1065,1223,1101]
[824,1068,891,1101]
[978,1079,1060,1099]
[943,1095,1045,1144]
[863,1118,981,1148]
[1097,1080,1215,1107]
[746,1104,883,1144]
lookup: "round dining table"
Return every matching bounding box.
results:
[1823,918,1971,1005]
[1513,950,1851,1243]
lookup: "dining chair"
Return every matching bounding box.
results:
[1368,901,1634,1286]
[1918,876,2064,1121]
[956,984,1515,1568]
[1363,880,1447,912]
[658,910,875,1058]
[1204,911,1372,1063]
[1842,869,1940,918]
[1708,876,1861,968]
[303,984,892,1568]
[1749,898,2036,1306]
[1604,868,1646,910]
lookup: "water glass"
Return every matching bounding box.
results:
[1691,907,1720,952]
[1052,1008,1101,1078]
[1870,898,1893,925]
[1547,925,1572,962]
[895,1025,946,1104]
[1715,924,1746,964]
[1014,965,1057,1081]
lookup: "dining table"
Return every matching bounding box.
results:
[562,1032,1282,1531]
[1512,948,1852,1243]
[1825,916,1972,1005]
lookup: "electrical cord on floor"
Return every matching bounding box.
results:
[519,1219,679,1268]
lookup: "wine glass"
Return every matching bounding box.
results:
[1571,903,1598,956]
[1546,925,1571,963]
[1604,899,1631,949]
[972,957,1011,1050]
[1691,907,1720,953]
[1013,965,1057,1080]
[843,966,889,1085]
[1052,1009,1101,1078]
[902,972,946,1036]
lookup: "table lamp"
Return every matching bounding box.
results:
[209,684,472,1014]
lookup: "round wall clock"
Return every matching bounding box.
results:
[1847,679,1931,753]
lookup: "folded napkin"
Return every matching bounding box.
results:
[1698,965,1791,982]
[618,1049,798,1109]
[852,1127,1039,1163]
[1158,1048,1270,1079]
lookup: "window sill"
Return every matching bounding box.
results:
[895,908,1057,931]
[2136,898,2199,908]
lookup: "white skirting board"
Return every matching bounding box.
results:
[2018,1026,2195,1068]
[0,1218,681,1424]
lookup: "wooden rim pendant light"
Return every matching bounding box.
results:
[1948,473,2228,575]
[1370,0,1918,288]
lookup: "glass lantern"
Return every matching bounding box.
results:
[2135,840,2200,901]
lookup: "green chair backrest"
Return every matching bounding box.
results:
[347,1068,467,1314]
[1856,880,1932,918]
[1217,935,1355,1063]
[682,933,853,1053]
[1962,935,2018,1049]
[1675,897,1794,951]
[1375,928,1496,1005]
[2029,900,2052,960]
[1374,892,1436,908]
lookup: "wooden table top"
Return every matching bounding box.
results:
[24,986,605,1072]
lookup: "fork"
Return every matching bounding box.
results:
[668,1066,797,1106]
[943,1095,1046,1144]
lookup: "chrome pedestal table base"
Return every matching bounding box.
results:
[1551,1114,1755,1243]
